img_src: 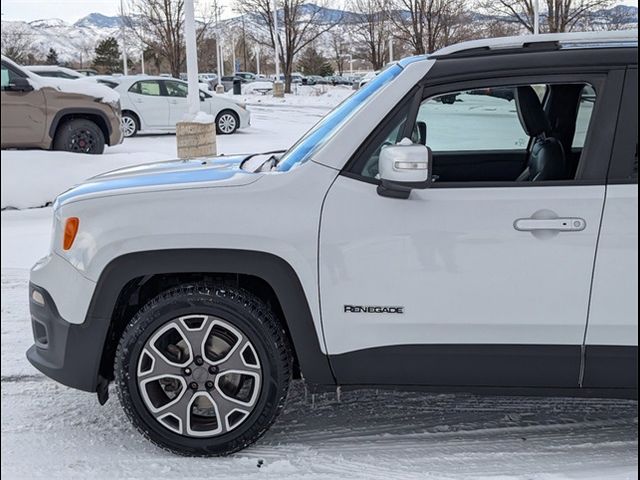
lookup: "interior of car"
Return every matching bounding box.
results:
[356,82,596,184]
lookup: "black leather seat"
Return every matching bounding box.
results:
[515,86,566,182]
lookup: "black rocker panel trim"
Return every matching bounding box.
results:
[85,249,335,390]
[582,345,638,389]
[330,344,638,393]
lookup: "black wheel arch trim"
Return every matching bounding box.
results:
[86,249,336,390]
[49,108,113,144]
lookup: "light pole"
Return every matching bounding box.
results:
[120,0,128,75]
[184,0,199,115]
[141,46,145,74]
[255,47,260,76]
[215,6,224,92]
[272,0,284,97]
[533,0,540,35]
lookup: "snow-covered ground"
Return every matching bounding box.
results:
[1,101,637,479]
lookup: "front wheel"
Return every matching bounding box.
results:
[115,283,292,456]
[53,118,105,154]
[216,110,239,135]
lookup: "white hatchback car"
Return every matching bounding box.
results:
[110,75,250,137]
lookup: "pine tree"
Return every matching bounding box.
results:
[46,48,59,65]
[298,47,333,77]
[93,37,122,74]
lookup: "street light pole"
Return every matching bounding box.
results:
[272,0,283,96]
[141,46,145,74]
[184,0,199,115]
[120,0,128,75]
[533,0,540,35]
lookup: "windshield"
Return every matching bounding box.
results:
[276,64,403,171]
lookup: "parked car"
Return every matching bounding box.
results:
[303,75,327,85]
[198,73,218,91]
[26,65,84,79]
[468,86,516,101]
[26,31,638,457]
[1,56,122,154]
[77,68,99,76]
[234,72,257,82]
[272,73,304,84]
[112,75,249,136]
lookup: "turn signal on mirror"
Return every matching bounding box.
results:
[63,217,79,250]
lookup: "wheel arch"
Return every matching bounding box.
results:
[88,249,335,392]
[49,108,112,146]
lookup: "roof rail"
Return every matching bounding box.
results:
[431,30,638,59]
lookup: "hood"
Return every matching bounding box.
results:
[37,76,120,104]
[55,154,260,207]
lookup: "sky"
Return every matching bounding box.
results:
[0,0,638,23]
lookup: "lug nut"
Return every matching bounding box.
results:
[189,382,198,390]
[183,367,192,376]
[194,356,204,366]
[205,381,214,390]
[208,365,219,374]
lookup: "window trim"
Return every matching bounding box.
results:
[607,67,638,185]
[342,71,622,188]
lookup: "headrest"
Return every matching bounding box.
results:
[515,86,551,137]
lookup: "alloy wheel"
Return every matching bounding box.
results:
[217,113,237,134]
[137,315,262,437]
[121,116,137,137]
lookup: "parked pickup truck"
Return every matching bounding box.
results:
[27,31,638,456]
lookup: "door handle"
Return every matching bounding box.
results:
[514,217,586,232]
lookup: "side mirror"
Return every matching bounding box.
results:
[6,77,34,93]
[377,138,432,199]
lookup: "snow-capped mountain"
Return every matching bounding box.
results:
[1,3,637,64]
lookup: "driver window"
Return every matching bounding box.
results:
[164,80,188,98]
[356,82,596,184]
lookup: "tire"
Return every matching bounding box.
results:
[53,118,105,154]
[121,112,139,138]
[215,110,239,135]
[115,283,292,456]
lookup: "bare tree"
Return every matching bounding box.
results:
[125,0,214,77]
[388,0,468,55]
[235,0,342,92]
[482,0,615,33]
[350,0,390,70]
[1,23,33,64]
[330,29,348,75]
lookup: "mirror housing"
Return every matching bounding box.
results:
[377,138,432,199]
[6,77,34,93]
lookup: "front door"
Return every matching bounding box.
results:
[163,80,189,126]
[127,80,169,128]
[1,62,47,146]
[320,76,616,388]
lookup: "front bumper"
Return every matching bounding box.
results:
[26,283,103,392]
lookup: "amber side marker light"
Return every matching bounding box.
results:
[63,217,80,250]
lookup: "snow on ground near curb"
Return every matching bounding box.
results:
[1,102,330,210]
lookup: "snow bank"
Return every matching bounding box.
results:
[233,84,353,108]
[182,111,215,124]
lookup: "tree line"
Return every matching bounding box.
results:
[1,0,635,92]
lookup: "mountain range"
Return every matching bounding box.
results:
[1,4,637,63]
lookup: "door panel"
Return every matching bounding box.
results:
[1,87,47,146]
[163,80,189,126]
[127,81,168,128]
[319,177,605,386]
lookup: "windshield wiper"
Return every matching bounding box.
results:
[240,150,286,170]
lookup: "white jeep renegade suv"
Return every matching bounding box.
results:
[27,31,638,456]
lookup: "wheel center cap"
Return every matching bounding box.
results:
[192,367,208,382]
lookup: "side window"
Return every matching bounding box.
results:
[164,80,188,98]
[354,82,597,184]
[417,88,529,152]
[1,63,23,90]
[129,81,161,96]
[572,85,596,149]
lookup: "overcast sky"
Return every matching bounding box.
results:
[1,0,637,23]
